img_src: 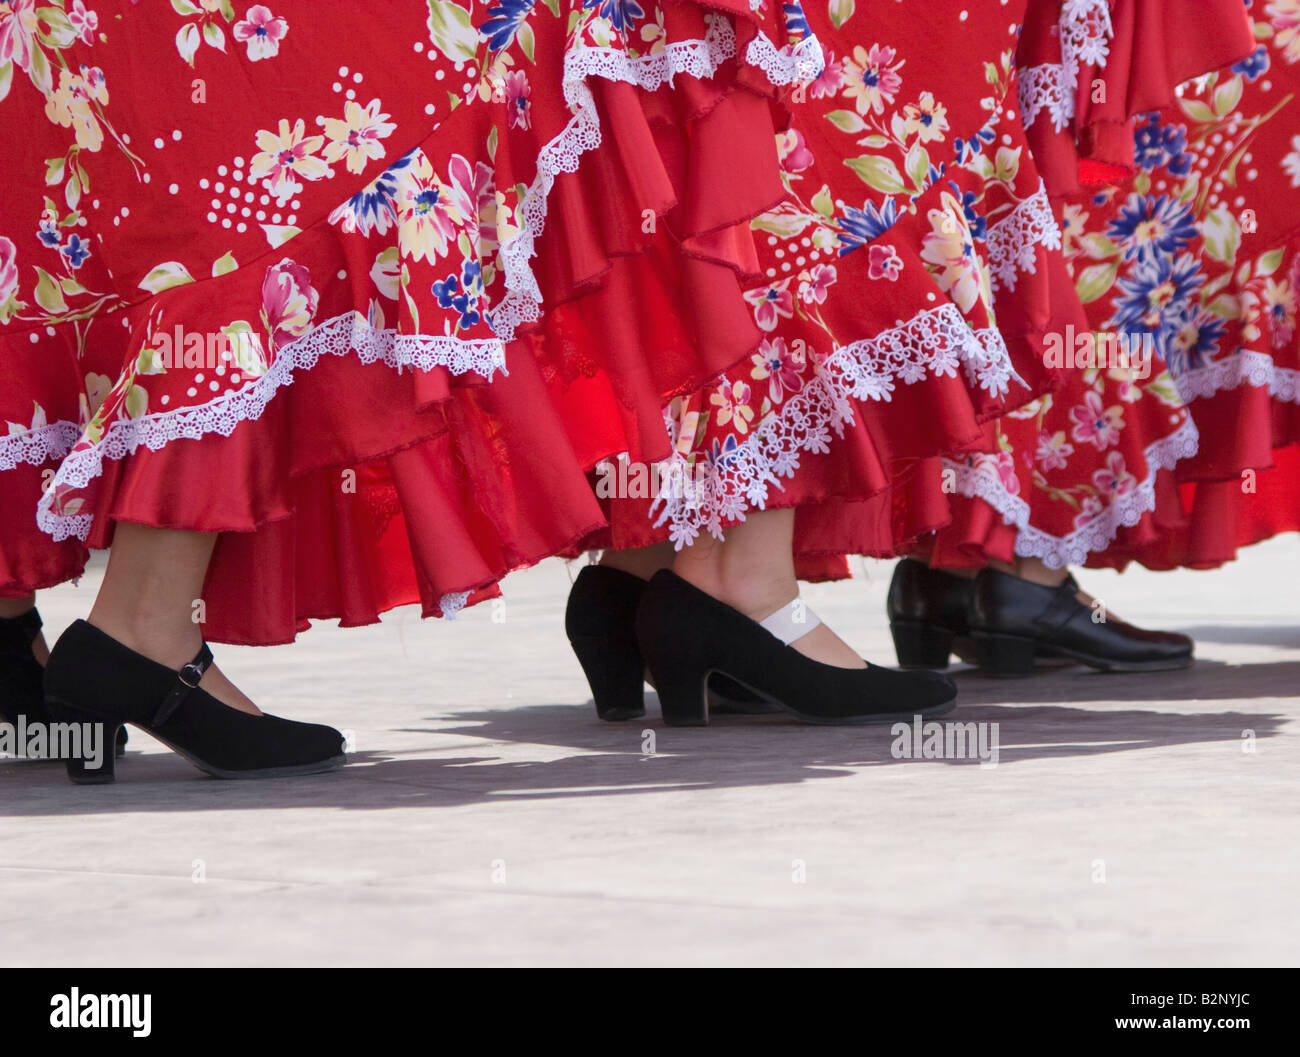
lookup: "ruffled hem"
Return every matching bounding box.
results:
[1,2,819,643]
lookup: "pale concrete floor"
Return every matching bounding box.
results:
[3,536,1298,967]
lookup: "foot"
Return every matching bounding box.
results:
[85,614,261,716]
[970,566,1193,675]
[672,563,867,669]
[636,570,956,725]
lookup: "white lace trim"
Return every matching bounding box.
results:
[649,302,1020,546]
[35,312,507,541]
[490,18,825,339]
[490,16,739,341]
[987,180,1062,294]
[1173,350,1300,405]
[943,416,1200,569]
[1017,0,1113,132]
[438,590,471,619]
[1018,64,1073,133]
[744,31,825,87]
[33,21,791,544]
[28,19,831,545]
[1060,0,1114,72]
[0,421,80,472]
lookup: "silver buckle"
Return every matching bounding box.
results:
[178,662,205,689]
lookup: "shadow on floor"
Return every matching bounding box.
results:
[2,656,1291,815]
[1175,624,1300,649]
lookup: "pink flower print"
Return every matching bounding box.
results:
[807,51,843,100]
[1092,451,1136,499]
[978,451,1020,496]
[798,263,837,304]
[866,243,902,281]
[505,70,531,130]
[743,279,794,331]
[0,0,39,74]
[234,6,288,61]
[776,129,813,174]
[68,0,98,45]
[260,258,319,353]
[1074,494,1105,530]
[1069,390,1125,450]
[750,336,807,404]
[1035,429,1074,472]
[0,235,19,305]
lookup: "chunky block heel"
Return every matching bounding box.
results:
[46,698,120,784]
[567,632,646,721]
[565,566,648,721]
[890,620,955,669]
[972,630,1038,677]
[646,665,712,727]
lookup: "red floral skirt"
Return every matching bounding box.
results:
[0,0,819,642]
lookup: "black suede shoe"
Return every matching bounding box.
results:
[44,620,345,783]
[886,558,979,669]
[0,607,49,726]
[0,608,126,759]
[969,568,1194,677]
[565,565,778,720]
[635,570,957,726]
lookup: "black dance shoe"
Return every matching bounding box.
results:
[634,570,957,726]
[969,567,1194,677]
[565,564,778,721]
[44,620,345,783]
[886,558,979,669]
[0,608,126,758]
[0,607,50,726]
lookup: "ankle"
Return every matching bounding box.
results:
[597,542,674,582]
[992,558,1069,589]
[671,558,798,622]
[86,606,205,672]
[0,595,37,620]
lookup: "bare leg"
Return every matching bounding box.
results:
[672,507,866,669]
[991,555,1069,588]
[598,541,674,581]
[0,593,48,664]
[87,523,260,715]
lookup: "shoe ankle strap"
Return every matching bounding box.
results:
[152,642,215,727]
[758,599,822,645]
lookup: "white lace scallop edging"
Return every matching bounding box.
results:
[942,416,1200,568]
[33,18,828,547]
[35,313,508,541]
[0,421,81,473]
[1017,0,1113,132]
[987,180,1063,294]
[32,22,757,544]
[1173,350,1300,405]
[489,16,740,340]
[649,302,1019,546]
[744,31,825,87]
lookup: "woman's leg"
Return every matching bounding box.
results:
[86,523,259,715]
[671,507,866,669]
[989,555,1067,587]
[598,540,674,581]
